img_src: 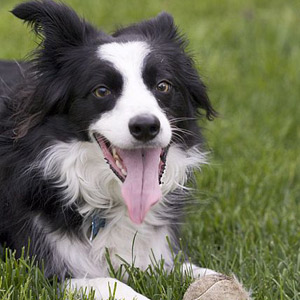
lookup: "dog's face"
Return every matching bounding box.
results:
[12,0,216,224]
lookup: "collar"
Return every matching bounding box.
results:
[89,215,106,241]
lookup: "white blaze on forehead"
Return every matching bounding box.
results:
[93,41,172,149]
[97,41,150,83]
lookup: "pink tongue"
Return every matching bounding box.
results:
[118,148,162,224]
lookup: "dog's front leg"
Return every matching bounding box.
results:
[68,278,150,300]
[183,263,219,278]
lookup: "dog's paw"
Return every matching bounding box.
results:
[183,274,251,300]
[69,277,150,300]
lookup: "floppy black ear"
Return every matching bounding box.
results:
[11,0,98,50]
[153,14,216,120]
[190,78,217,121]
[10,1,104,138]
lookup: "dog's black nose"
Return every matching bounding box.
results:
[129,114,161,142]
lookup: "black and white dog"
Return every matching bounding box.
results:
[0,1,219,299]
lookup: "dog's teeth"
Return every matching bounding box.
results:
[121,168,127,176]
[112,148,121,161]
[112,148,119,160]
[116,160,122,169]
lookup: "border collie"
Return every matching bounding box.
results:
[0,0,222,299]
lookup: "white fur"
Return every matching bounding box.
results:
[69,278,150,300]
[41,212,174,279]
[161,145,207,194]
[92,41,172,149]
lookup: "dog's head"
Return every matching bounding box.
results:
[12,0,216,223]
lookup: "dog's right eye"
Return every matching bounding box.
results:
[93,86,111,98]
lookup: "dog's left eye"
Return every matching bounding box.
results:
[93,86,111,98]
[156,81,172,94]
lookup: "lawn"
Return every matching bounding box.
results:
[0,0,299,299]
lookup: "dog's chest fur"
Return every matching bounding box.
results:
[39,214,173,278]
[34,140,204,277]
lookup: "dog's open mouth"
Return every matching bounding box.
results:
[93,133,168,224]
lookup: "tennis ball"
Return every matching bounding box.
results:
[183,274,251,300]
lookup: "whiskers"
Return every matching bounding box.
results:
[169,116,198,124]
[168,116,199,144]
[171,126,198,144]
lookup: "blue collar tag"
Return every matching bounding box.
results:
[89,215,106,241]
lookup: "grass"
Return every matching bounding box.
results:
[0,0,299,299]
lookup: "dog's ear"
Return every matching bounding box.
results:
[152,14,217,120]
[11,0,98,50]
[188,75,217,121]
[10,1,105,138]
[140,12,181,43]
[114,12,184,45]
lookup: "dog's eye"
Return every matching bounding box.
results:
[156,81,172,93]
[93,86,111,98]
